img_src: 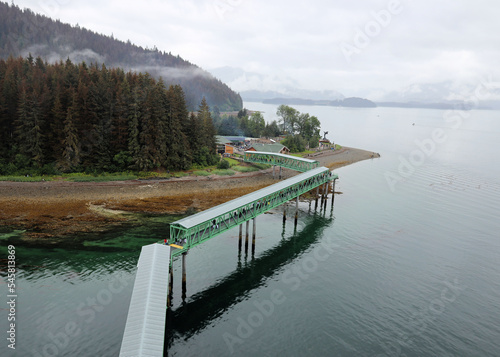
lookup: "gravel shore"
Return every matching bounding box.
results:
[0,146,379,241]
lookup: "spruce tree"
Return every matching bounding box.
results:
[50,90,66,164]
[165,84,190,170]
[127,86,141,170]
[113,76,130,153]
[197,97,217,165]
[15,86,44,168]
[0,62,18,159]
[151,79,168,167]
[60,94,80,171]
[137,73,160,171]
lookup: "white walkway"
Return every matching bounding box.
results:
[120,243,171,357]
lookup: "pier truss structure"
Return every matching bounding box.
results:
[243,150,320,172]
[168,166,337,258]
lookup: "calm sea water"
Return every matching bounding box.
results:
[1,104,500,356]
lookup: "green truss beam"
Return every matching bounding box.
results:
[243,151,319,172]
[168,167,337,257]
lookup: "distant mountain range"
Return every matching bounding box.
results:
[209,66,344,102]
[375,101,491,110]
[375,81,500,109]
[210,66,500,110]
[240,89,345,102]
[244,96,496,110]
[255,98,494,110]
[262,97,376,108]
[0,2,242,111]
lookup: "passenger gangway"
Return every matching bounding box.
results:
[119,243,171,357]
[168,166,336,257]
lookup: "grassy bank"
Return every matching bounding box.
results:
[0,160,269,182]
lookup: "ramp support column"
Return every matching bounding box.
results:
[238,224,242,252]
[245,220,249,252]
[182,252,187,303]
[315,186,319,210]
[331,179,336,209]
[294,195,299,227]
[324,181,329,210]
[168,262,173,308]
[252,217,256,255]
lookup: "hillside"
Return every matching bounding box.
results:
[0,2,242,111]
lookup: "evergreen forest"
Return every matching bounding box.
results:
[0,56,219,175]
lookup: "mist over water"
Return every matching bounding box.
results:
[1,106,500,356]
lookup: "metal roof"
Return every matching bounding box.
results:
[173,166,330,229]
[216,136,230,145]
[249,143,288,153]
[246,150,318,164]
[216,135,246,144]
[119,243,171,357]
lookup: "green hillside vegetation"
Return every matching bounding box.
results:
[0,56,219,175]
[277,105,322,152]
[213,105,322,153]
[213,108,281,138]
[0,1,242,111]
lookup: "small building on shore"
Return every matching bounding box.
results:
[216,136,241,155]
[319,138,334,150]
[247,143,290,155]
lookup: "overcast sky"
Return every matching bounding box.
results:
[12,0,500,99]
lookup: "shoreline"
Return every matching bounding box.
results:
[0,146,379,243]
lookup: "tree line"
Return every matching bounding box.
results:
[0,56,219,175]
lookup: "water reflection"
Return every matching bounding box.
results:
[166,213,334,348]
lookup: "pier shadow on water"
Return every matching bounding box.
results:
[165,212,334,349]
